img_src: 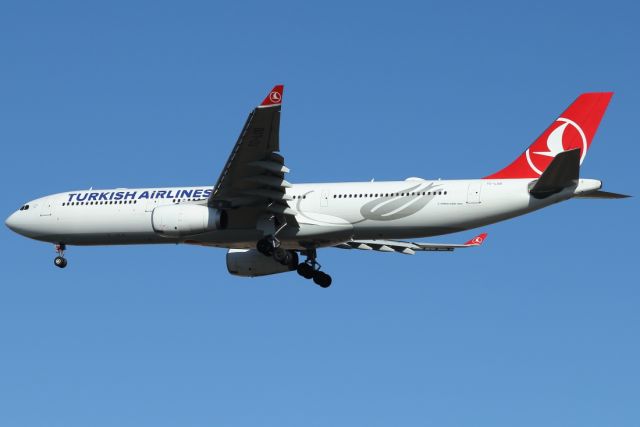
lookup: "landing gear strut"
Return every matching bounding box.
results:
[296,249,332,288]
[54,244,68,269]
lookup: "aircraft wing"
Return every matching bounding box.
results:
[208,85,296,216]
[334,233,488,255]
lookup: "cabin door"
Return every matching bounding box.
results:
[320,190,329,207]
[466,182,482,204]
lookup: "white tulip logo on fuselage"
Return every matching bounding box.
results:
[525,117,588,175]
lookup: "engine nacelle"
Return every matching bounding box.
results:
[226,249,298,277]
[152,204,227,237]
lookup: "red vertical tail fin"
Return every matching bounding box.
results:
[484,92,613,179]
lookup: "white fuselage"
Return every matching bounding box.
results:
[5,178,602,250]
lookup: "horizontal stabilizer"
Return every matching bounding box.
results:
[529,148,580,199]
[573,190,631,199]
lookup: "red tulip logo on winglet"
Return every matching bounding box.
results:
[269,90,281,104]
[465,233,487,246]
[259,85,284,107]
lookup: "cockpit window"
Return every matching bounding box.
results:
[19,205,29,211]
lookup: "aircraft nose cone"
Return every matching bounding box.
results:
[5,211,19,232]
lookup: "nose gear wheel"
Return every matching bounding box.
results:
[54,244,68,269]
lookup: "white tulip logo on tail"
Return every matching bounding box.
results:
[525,117,588,175]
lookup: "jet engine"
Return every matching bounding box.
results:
[151,204,227,237]
[226,249,298,277]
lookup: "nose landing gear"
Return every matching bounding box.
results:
[296,249,332,288]
[54,244,68,268]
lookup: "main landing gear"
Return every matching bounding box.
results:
[54,244,68,269]
[256,238,332,288]
[296,249,332,288]
[257,236,299,270]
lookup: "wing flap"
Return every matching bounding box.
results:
[243,175,292,189]
[266,203,298,216]
[247,160,290,174]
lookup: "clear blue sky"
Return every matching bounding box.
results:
[1,1,638,426]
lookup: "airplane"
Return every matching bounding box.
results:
[5,86,629,287]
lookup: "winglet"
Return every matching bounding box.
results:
[464,233,488,246]
[258,85,284,108]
